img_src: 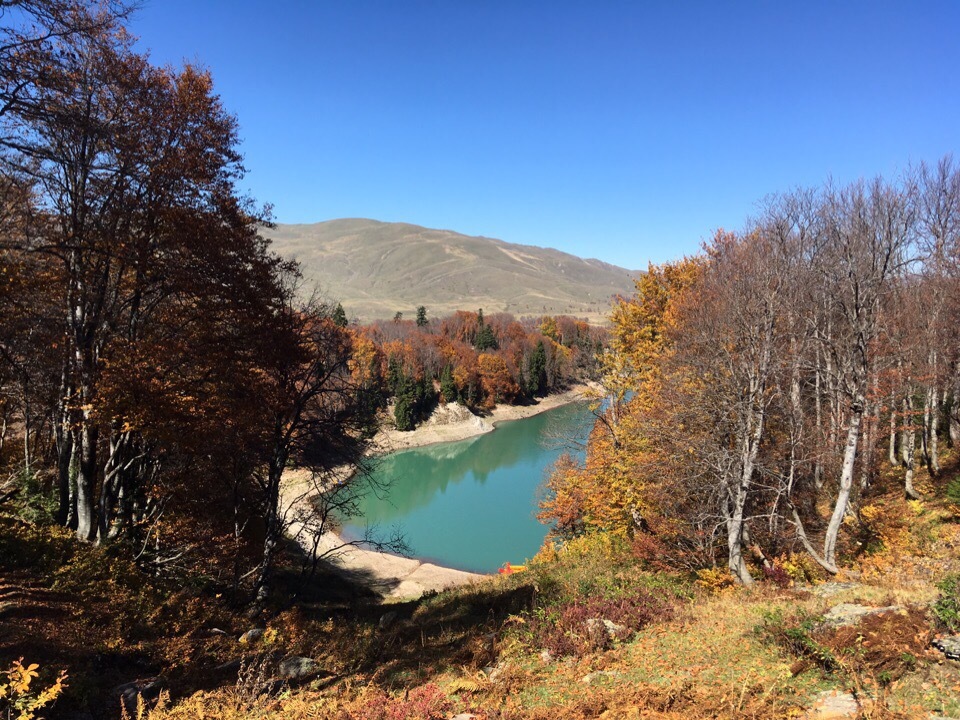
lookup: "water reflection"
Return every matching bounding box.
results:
[343,402,591,572]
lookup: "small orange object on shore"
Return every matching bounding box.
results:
[498,563,527,575]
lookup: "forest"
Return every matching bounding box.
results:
[541,159,960,584]
[354,307,604,430]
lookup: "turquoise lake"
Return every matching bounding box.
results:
[342,402,593,573]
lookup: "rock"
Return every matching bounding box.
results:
[239,627,265,644]
[809,582,862,598]
[807,690,859,718]
[426,402,475,426]
[821,603,900,628]
[450,714,480,720]
[378,610,398,630]
[208,627,230,637]
[278,656,321,681]
[933,635,960,660]
[539,649,553,663]
[585,618,629,648]
[581,670,620,684]
[481,662,506,683]
[112,678,162,715]
[214,658,244,672]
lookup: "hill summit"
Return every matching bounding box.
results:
[263,219,637,322]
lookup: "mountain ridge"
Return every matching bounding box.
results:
[263,218,638,322]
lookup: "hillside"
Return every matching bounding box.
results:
[262,219,637,322]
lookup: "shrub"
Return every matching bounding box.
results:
[0,660,67,720]
[529,591,673,658]
[933,573,960,633]
[946,477,960,508]
[695,567,736,593]
[757,609,838,673]
[347,683,452,720]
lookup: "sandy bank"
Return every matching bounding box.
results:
[283,384,596,602]
[371,383,594,455]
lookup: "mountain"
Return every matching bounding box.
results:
[263,219,638,322]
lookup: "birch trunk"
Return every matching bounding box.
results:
[823,399,863,569]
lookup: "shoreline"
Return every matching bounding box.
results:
[285,383,597,602]
[370,382,596,455]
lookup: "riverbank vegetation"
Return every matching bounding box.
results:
[352,308,606,430]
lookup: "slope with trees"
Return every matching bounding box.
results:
[0,0,389,608]
[541,160,960,584]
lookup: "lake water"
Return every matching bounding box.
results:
[342,402,593,573]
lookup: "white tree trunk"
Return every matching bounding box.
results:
[823,400,863,569]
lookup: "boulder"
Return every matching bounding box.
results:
[585,618,629,648]
[278,656,322,681]
[821,603,900,628]
[112,678,162,715]
[581,670,621,684]
[809,582,862,598]
[481,661,507,683]
[239,627,265,644]
[807,690,859,718]
[378,610,399,631]
[214,658,244,672]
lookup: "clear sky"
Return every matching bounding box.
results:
[131,1,960,271]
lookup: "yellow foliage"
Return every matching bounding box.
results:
[557,531,627,562]
[605,257,703,396]
[0,660,67,720]
[695,567,737,593]
[777,554,820,584]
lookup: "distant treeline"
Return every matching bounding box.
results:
[346,308,608,430]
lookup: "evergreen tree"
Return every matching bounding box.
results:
[332,302,348,328]
[528,340,548,396]
[393,375,417,431]
[475,324,498,351]
[416,305,428,327]
[440,365,457,403]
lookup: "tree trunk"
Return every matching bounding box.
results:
[22,380,31,478]
[75,421,99,542]
[888,394,897,466]
[55,425,73,526]
[823,400,863,569]
[900,397,911,466]
[903,394,920,499]
[926,384,941,477]
[950,370,960,447]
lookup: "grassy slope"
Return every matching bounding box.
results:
[3,458,960,719]
[263,219,638,322]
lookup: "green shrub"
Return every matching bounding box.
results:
[933,573,960,632]
[757,608,839,672]
[946,477,960,507]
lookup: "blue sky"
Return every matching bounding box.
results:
[131,1,959,270]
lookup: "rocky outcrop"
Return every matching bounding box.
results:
[806,690,859,719]
[278,656,322,681]
[584,618,630,648]
[821,603,901,628]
